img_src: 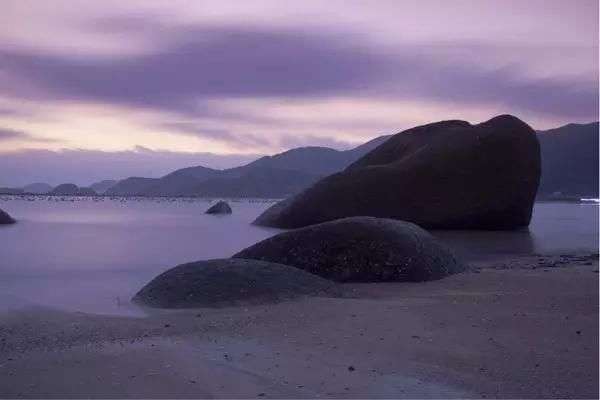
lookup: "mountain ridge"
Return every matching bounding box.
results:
[105,136,392,197]
[104,122,599,198]
[12,121,597,199]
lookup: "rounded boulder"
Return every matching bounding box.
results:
[133,258,341,308]
[234,216,465,282]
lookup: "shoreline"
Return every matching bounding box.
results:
[2,193,599,204]
[1,254,598,398]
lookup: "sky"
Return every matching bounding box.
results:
[0,0,598,186]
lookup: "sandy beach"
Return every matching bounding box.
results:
[0,253,597,399]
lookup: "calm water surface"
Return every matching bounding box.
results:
[0,197,597,315]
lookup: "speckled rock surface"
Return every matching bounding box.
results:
[133,258,342,308]
[235,216,465,282]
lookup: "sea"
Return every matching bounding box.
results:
[0,196,597,315]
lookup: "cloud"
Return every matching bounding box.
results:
[159,121,271,148]
[0,26,387,114]
[0,23,596,122]
[0,127,60,143]
[0,20,598,158]
[0,127,26,140]
[0,107,20,116]
[380,63,598,120]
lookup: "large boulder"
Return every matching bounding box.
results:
[254,115,541,230]
[133,258,342,308]
[0,208,15,225]
[234,217,465,282]
[205,200,232,215]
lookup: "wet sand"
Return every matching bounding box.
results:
[0,254,598,399]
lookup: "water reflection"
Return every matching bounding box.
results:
[433,229,537,261]
[434,202,598,260]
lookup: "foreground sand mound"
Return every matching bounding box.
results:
[255,115,540,230]
[234,216,465,282]
[133,258,341,308]
[0,208,15,224]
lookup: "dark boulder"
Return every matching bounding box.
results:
[205,200,232,215]
[0,208,15,225]
[254,115,541,230]
[234,217,465,282]
[49,183,79,196]
[133,258,342,308]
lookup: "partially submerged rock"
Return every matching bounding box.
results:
[205,200,232,215]
[0,208,15,225]
[254,115,541,230]
[133,258,341,308]
[234,216,465,282]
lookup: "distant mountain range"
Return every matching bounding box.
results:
[90,180,117,194]
[536,122,598,198]
[2,121,597,198]
[24,182,54,194]
[104,135,390,197]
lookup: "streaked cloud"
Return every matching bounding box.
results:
[0,127,60,144]
[0,24,596,120]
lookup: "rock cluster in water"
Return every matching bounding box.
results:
[134,115,545,307]
[132,258,342,308]
[205,201,233,215]
[254,115,541,230]
[234,216,464,282]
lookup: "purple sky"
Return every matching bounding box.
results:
[0,0,597,186]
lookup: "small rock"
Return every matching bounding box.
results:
[348,366,355,371]
[205,201,232,215]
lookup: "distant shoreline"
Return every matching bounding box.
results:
[0,193,283,202]
[1,192,598,204]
